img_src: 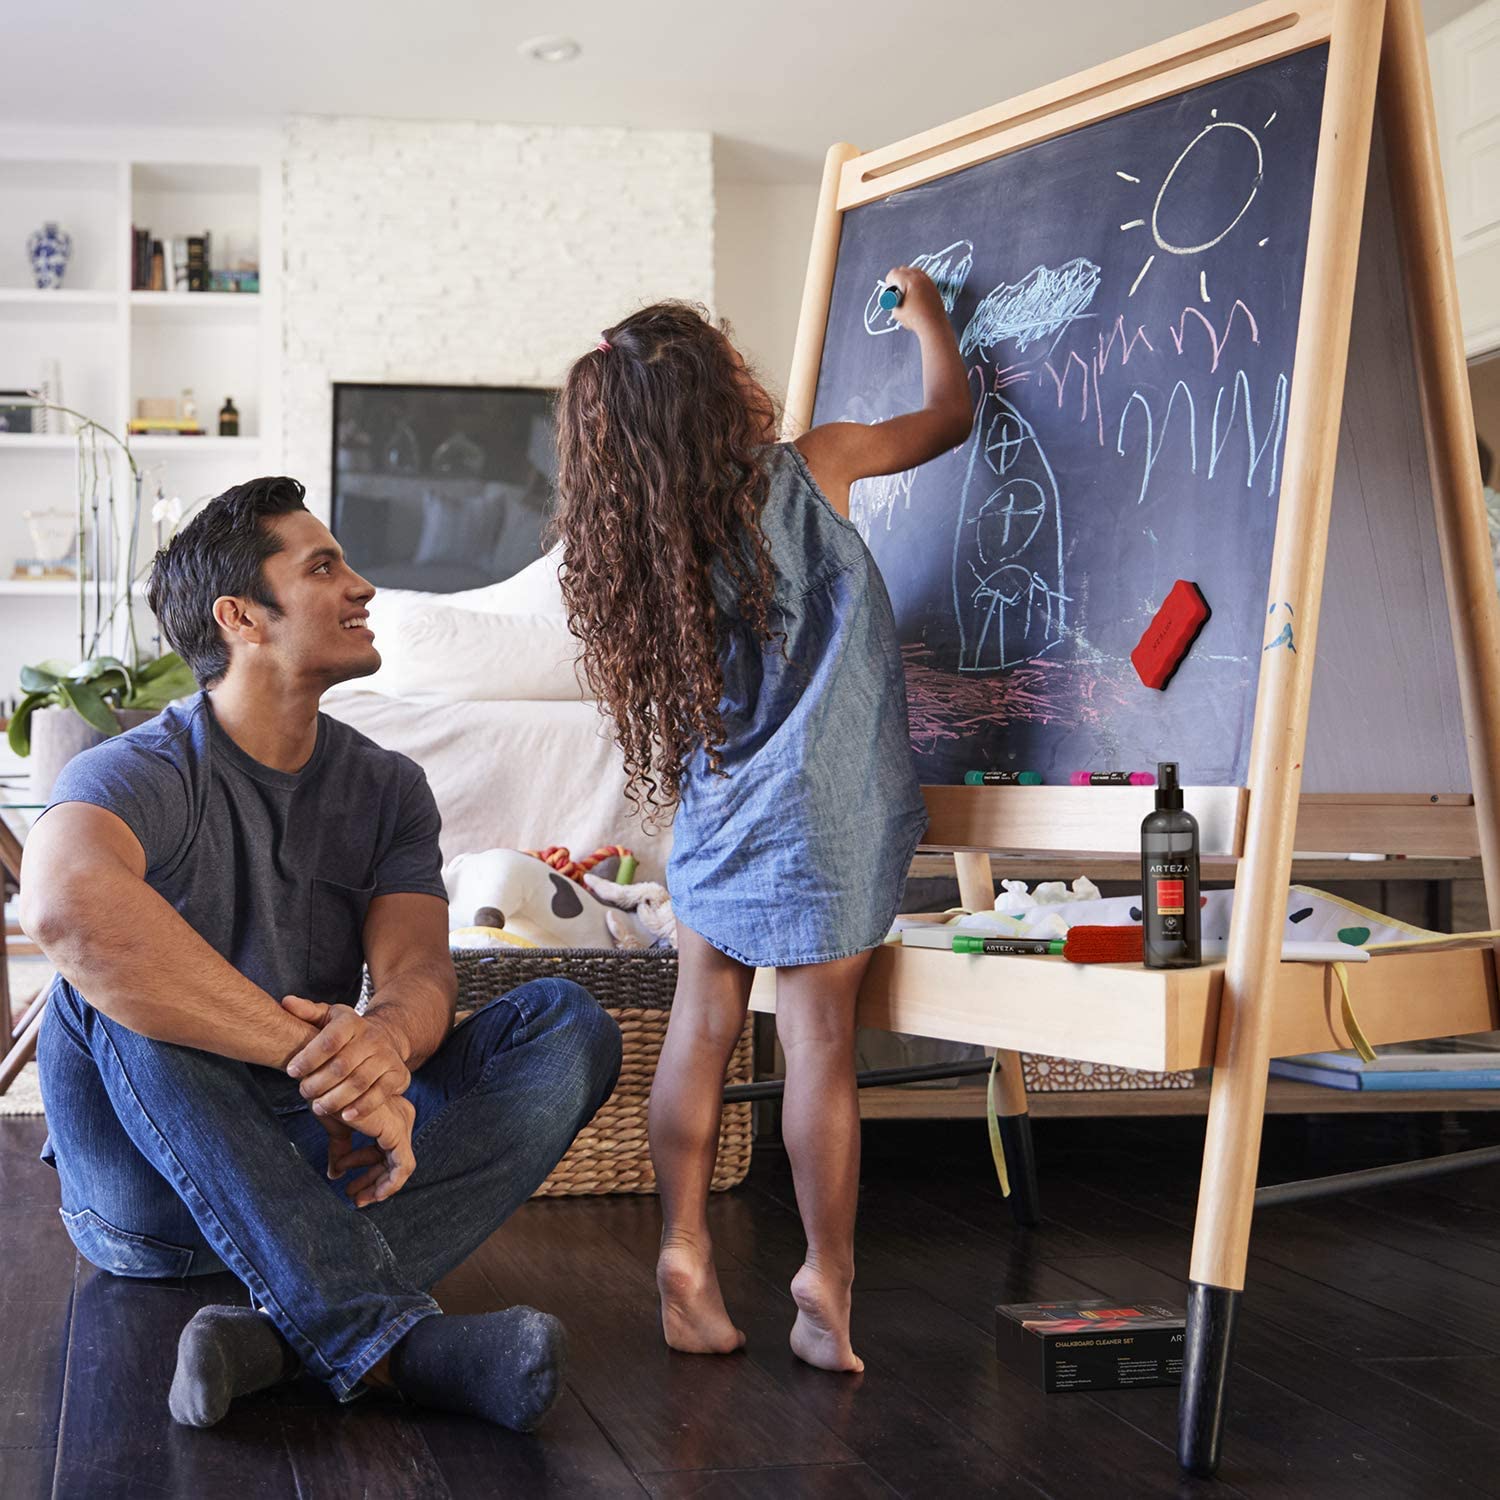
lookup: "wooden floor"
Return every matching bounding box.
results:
[10,1109,1500,1498]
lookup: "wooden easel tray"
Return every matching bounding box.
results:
[750,943,1498,1074]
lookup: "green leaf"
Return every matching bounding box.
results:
[5,692,47,757]
[19,664,62,694]
[56,678,123,738]
[69,655,130,685]
[126,654,196,707]
[134,652,189,684]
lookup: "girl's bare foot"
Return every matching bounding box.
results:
[657,1236,746,1354]
[789,1262,863,1372]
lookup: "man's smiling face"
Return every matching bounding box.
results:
[249,511,381,688]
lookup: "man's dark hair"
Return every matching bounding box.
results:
[147,476,309,687]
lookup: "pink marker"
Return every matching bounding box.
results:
[1070,771,1156,787]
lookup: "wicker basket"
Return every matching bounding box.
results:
[447,947,753,1197]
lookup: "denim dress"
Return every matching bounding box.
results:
[668,442,928,968]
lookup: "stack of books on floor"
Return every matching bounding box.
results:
[1270,1036,1500,1090]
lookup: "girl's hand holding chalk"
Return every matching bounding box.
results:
[881,265,944,330]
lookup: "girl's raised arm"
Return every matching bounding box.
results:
[795,265,974,513]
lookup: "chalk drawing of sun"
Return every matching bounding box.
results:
[1114,107,1273,304]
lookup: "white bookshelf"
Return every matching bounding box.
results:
[0,134,280,701]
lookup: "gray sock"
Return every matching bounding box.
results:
[390,1308,568,1432]
[169,1306,299,1427]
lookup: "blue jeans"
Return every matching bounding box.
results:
[37,975,621,1400]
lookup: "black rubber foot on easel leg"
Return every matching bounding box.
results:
[997,1112,1041,1227]
[1178,1280,1241,1477]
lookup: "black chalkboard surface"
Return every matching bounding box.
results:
[812,46,1329,788]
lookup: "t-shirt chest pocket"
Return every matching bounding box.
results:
[306,877,376,1005]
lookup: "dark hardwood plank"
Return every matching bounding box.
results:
[271,1384,452,1500]
[593,1196,1053,1500]
[1360,1355,1500,1435]
[0,1265,74,1453]
[0,1117,63,1210]
[0,1445,55,1500]
[0,1206,80,1305]
[53,1266,297,1500]
[643,1464,897,1498]
[472,1199,857,1477]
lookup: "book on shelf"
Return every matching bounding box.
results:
[186,235,207,292]
[1281,1037,1500,1073]
[1270,1046,1500,1092]
[127,419,204,436]
[130,228,233,292]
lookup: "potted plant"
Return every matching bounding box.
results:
[6,399,200,799]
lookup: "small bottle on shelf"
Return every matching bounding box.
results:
[180,388,198,428]
[218,397,239,437]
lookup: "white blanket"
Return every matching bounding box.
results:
[322,691,672,882]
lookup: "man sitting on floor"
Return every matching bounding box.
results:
[21,476,621,1431]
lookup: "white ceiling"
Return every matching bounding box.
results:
[1,0,1484,182]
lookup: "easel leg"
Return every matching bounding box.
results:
[1178,1038,1270,1476]
[952,852,1040,1227]
[1180,1279,1241,1475]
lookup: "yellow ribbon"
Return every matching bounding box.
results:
[1332,959,1377,1064]
[987,1053,1012,1198]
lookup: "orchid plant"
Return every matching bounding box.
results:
[7,399,199,755]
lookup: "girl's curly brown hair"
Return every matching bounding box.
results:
[548,302,784,826]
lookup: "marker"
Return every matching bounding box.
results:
[877,284,903,311]
[964,770,1042,785]
[953,936,1065,956]
[1069,771,1156,787]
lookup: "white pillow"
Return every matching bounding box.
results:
[448,546,565,615]
[357,591,586,701]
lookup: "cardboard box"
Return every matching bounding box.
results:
[995,1298,1185,1392]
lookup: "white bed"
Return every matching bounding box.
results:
[320,551,673,881]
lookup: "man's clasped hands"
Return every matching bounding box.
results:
[281,996,417,1209]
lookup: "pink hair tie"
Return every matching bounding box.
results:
[596,337,611,352]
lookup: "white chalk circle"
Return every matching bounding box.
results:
[1151,121,1263,256]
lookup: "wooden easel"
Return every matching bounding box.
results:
[753,0,1500,1475]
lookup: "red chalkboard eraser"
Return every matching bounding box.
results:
[1131,580,1211,690]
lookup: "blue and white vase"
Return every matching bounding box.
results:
[27,223,72,290]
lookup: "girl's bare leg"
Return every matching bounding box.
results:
[775,948,873,1373]
[648,924,754,1353]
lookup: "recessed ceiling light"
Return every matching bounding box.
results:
[519,35,581,63]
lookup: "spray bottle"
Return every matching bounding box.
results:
[1141,761,1201,969]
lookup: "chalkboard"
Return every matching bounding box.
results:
[812,46,1330,788]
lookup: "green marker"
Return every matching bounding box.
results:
[877,284,903,311]
[953,936,1065,956]
[964,770,1041,785]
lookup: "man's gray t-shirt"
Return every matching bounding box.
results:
[44,692,447,1007]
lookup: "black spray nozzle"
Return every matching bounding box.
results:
[1156,761,1183,810]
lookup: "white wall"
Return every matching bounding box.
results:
[713,179,820,402]
[280,117,715,509]
[1432,0,1500,354]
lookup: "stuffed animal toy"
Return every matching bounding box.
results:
[582,871,676,950]
[443,848,665,949]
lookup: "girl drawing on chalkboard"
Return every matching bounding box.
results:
[550,273,971,1370]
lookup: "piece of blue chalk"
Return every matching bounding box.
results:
[878,285,903,311]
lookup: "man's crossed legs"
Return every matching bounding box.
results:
[38,976,621,1428]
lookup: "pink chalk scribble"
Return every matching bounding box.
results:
[902,644,1134,754]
